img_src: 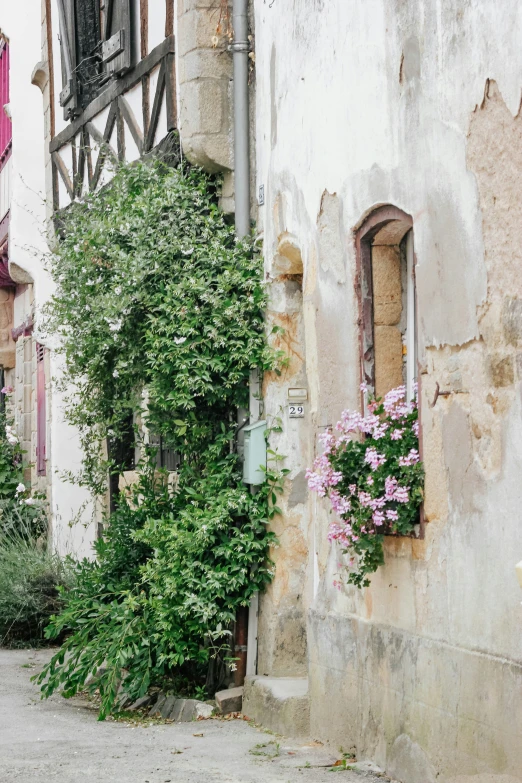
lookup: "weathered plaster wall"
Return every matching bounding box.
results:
[255,1,522,780]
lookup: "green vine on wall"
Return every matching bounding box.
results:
[37,154,285,717]
[45,155,280,492]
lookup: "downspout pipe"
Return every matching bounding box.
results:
[231,0,250,239]
[231,0,251,688]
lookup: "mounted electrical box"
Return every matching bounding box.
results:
[242,420,267,485]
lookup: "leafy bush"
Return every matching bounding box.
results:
[0,401,59,645]
[0,524,69,646]
[38,459,276,718]
[37,154,283,717]
[307,384,424,587]
[44,153,281,492]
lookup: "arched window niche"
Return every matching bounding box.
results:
[355,206,417,403]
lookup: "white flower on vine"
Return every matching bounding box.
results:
[6,426,18,445]
[173,337,187,345]
[15,483,25,495]
[113,370,119,378]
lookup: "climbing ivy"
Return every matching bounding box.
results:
[37,154,285,716]
[45,156,279,492]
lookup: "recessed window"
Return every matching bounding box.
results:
[356,206,417,401]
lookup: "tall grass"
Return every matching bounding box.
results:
[0,515,70,646]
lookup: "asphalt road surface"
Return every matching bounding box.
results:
[0,647,385,783]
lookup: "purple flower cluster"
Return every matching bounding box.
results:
[398,448,420,467]
[307,384,421,557]
[305,452,342,497]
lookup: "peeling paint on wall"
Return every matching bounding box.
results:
[254,0,522,778]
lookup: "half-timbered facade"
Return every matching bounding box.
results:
[49,1,177,212]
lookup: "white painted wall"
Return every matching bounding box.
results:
[1,2,95,559]
[1,6,48,293]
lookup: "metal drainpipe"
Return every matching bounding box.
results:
[230,0,251,687]
[230,0,250,239]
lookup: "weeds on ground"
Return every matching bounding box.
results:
[249,741,281,759]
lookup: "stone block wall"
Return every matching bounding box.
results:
[372,244,403,398]
[177,0,233,173]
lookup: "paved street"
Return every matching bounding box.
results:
[0,648,383,783]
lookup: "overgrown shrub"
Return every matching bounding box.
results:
[38,460,276,718]
[0,524,69,646]
[37,154,283,717]
[44,153,281,492]
[0,402,60,645]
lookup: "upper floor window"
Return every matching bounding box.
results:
[356,206,417,402]
[58,0,133,118]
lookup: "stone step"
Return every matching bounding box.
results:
[242,676,310,738]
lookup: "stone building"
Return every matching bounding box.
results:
[243,2,522,782]
[2,1,522,780]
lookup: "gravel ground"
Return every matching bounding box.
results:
[0,647,385,783]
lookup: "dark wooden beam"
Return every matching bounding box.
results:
[71,136,77,185]
[52,152,75,199]
[85,128,93,188]
[52,159,59,212]
[140,0,148,58]
[165,52,177,131]
[117,106,125,162]
[75,141,86,198]
[50,36,175,153]
[165,0,174,37]
[142,74,150,140]
[144,60,165,152]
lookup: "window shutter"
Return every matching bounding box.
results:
[74,0,102,108]
[57,0,80,118]
[36,343,47,477]
[101,0,133,80]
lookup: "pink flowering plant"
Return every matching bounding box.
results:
[306,384,424,588]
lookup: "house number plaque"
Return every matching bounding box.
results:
[287,388,307,418]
